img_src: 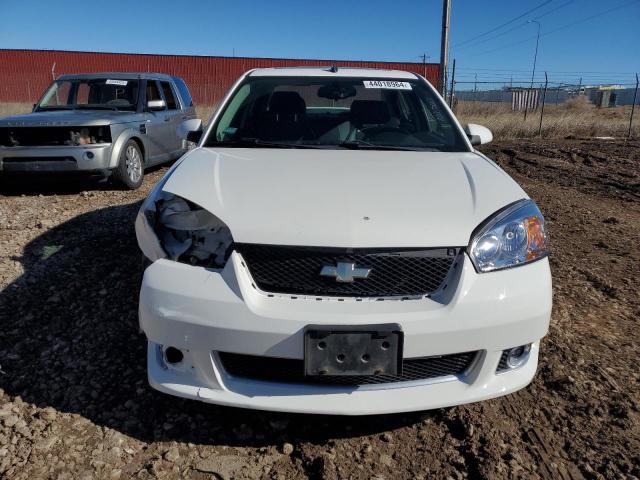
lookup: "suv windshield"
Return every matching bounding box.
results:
[206,76,468,152]
[37,78,140,111]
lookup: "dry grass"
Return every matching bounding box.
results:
[195,105,216,123]
[455,97,638,138]
[0,103,32,117]
[3,100,637,139]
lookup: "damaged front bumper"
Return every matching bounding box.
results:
[0,144,113,174]
[139,252,552,415]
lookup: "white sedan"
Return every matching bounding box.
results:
[135,67,551,415]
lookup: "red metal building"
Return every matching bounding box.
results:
[0,49,439,105]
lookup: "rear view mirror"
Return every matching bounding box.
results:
[464,123,493,146]
[186,130,203,143]
[147,99,166,111]
[318,82,357,100]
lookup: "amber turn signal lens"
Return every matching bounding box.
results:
[525,216,546,261]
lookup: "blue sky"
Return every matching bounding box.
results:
[1,0,638,86]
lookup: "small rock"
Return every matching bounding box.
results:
[110,469,122,479]
[381,432,393,442]
[281,442,294,455]
[2,414,19,427]
[163,447,180,463]
[41,407,57,422]
[380,454,394,467]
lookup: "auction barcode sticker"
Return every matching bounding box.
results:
[106,79,128,86]
[363,80,412,90]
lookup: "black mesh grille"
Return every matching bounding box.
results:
[218,351,477,387]
[236,245,458,298]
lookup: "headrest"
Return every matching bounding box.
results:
[350,100,391,125]
[267,92,306,115]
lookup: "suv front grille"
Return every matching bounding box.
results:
[236,245,459,298]
[218,351,478,387]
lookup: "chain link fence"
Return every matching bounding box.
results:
[446,72,639,138]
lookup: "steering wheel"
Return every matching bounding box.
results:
[359,125,410,138]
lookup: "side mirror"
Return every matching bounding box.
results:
[186,130,203,143]
[32,103,37,112]
[147,99,166,111]
[464,123,493,146]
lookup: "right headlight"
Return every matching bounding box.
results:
[154,193,233,268]
[469,199,548,273]
[135,176,233,268]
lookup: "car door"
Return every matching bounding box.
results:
[144,80,174,164]
[158,80,185,157]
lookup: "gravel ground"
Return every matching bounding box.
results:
[0,138,638,479]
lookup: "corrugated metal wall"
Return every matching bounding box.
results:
[0,49,440,105]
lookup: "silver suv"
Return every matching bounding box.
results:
[0,73,200,189]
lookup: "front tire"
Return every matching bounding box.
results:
[113,140,144,190]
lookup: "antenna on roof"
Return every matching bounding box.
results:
[327,65,338,73]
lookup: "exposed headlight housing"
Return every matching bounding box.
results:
[136,181,233,268]
[469,199,548,273]
[154,193,233,267]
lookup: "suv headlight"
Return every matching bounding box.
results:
[469,199,548,273]
[136,187,233,268]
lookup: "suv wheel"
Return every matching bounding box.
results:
[113,140,144,189]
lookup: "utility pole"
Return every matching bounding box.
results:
[524,20,541,121]
[439,0,452,97]
[474,73,477,92]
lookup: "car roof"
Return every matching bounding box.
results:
[247,67,418,79]
[57,72,174,81]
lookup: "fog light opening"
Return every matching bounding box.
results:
[164,346,184,365]
[506,344,531,369]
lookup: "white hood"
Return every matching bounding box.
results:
[162,147,526,248]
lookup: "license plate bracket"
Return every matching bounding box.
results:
[304,325,403,376]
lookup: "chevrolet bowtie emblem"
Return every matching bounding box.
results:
[320,262,371,283]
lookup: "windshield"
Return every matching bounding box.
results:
[37,78,140,111]
[205,76,468,152]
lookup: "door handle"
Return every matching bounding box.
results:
[164,117,171,122]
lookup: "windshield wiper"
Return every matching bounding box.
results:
[36,106,75,111]
[75,105,120,111]
[212,138,328,149]
[340,140,432,151]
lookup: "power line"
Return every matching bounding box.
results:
[544,0,639,36]
[453,0,552,48]
[453,0,575,52]
[460,0,640,59]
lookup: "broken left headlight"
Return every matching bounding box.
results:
[136,190,233,268]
